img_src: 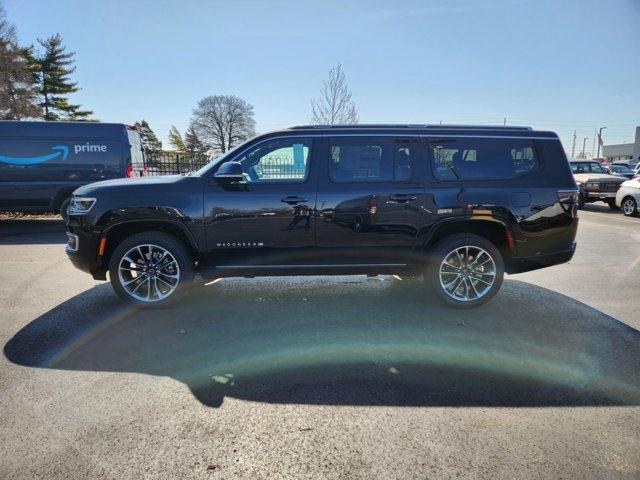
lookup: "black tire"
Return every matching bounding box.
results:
[577,193,585,209]
[426,233,504,309]
[606,199,617,210]
[621,196,639,217]
[59,197,71,222]
[108,231,195,307]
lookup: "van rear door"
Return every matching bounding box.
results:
[126,126,146,177]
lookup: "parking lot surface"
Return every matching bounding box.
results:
[1,206,639,479]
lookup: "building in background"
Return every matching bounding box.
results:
[603,126,640,165]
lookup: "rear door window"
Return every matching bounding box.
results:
[429,138,539,181]
[329,137,413,182]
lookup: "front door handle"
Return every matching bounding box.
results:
[281,195,308,205]
[389,194,417,203]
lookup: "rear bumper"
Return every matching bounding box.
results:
[507,242,576,274]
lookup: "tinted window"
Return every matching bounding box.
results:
[430,138,538,181]
[570,163,585,173]
[330,137,413,182]
[234,137,311,183]
[588,163,606,174]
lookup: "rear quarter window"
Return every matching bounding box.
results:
[429,138,539,181]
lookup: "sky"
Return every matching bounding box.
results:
[5,0,640,156]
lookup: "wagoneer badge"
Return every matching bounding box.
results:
[216,242,264,248]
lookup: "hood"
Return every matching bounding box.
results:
[73,174,185,196]
[573,173,623,183]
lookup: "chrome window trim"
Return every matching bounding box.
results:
[201,133,559,175]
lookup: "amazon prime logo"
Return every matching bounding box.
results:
[74,143,107,154]
[0,145,69,166]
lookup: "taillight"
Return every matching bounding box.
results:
[126,163,134,178]
[557,190,579,204]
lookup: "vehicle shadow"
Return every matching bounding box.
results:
[4,277,640,408]
[0,219,66,245]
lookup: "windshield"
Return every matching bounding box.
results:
[612,165,632,173]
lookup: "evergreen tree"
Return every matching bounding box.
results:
[135,120,163,158]
[0,3,41,119]
[168,125,187,155]
[185,126,209,161]
[28,34,93,120]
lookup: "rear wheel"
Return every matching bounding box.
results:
[108,231,195,306]
[622,196,638,217]
[426,233,504,308]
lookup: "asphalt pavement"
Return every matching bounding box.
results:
[1,206,639,479]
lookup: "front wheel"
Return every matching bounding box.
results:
[622,196,639,217]
[108,231,195,306]
[426,233,504,308]
[606,199,617,210]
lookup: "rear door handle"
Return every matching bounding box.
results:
[281,196,308,205]
[389,194,417,203]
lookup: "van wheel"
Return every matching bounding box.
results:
[426,233,504,308]
[622,197,638,217]
[108,231,195,307]
[59,197,71,222]
[577,193,585,209]
[606,199,617,210]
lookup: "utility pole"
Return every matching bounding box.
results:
[596,126,607,160]
[582,137,588,159]
[592,129,597,159]
[571,130,576,158]
[503,117,506,126]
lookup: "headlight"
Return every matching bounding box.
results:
[68,196,96,214]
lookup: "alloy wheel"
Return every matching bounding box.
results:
[117,244,180,302]
[623,198,636,216]
[439,246,496,302]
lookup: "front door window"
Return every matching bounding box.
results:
[234,138,312,183]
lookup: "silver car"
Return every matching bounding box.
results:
[615,177,640,217]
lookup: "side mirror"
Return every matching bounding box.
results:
[214,161,244,183]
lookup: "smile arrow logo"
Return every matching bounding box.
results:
[0,145,69,165]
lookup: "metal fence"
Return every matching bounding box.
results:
[138,154,209,176]
[137,153,308,179]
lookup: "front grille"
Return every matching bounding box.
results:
[586,182,621,192]
[599,183,622,192]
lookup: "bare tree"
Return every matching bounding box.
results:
[190,95,256,153]
[310,64,358,125]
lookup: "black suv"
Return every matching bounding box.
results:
[65,125,578,308]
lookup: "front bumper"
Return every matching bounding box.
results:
[65,226,107,279]
[584,191,617,199]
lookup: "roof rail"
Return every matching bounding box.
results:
[289,124,532,131]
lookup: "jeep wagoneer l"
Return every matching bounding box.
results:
[65,125,579,308]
